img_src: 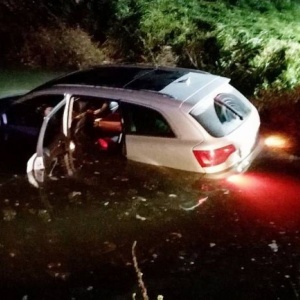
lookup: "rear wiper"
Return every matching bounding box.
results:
[214,99,244,120]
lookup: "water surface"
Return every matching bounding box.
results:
[0,69,65,97]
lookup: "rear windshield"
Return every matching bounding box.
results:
[190,92,252,137]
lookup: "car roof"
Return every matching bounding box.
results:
[31,65,230,112]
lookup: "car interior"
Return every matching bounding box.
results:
[70,96,123,153]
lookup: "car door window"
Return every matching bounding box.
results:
[35,97,67,159]
[43,104,65,151]
[7,95,63,128]
[122,103,175,137]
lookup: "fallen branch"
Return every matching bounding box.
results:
[132,241,149,300]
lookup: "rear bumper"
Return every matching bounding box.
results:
[203,135,263,180]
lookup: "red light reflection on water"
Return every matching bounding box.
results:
[225,172,300,224]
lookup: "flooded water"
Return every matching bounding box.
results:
[0,70,300,299]
[0,69,64,97]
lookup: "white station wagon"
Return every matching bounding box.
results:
[0,65,260,176]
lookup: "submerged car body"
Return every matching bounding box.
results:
[0,65,260,176]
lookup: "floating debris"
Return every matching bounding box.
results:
[168,194,177,198]
[38,209,51,222]
[180,196,208,211]
[100,241,117,253]
[171,232,182,239]
[136,214,147,221]
[69,191,82,198]
[136,196,147,202]
[47,262,62,269]
[9,252,16,258]
[47,262,70,280]
[3,208,17,221]
[113,176,129,182]
[210,243,216,248]
[269,240,279,252]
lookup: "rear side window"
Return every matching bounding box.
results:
[7,95,63,128]
[190,93,252,137]
[122,103,175,137]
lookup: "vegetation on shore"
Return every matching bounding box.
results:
[1,0,300,99]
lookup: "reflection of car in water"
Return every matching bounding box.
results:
[0,65,260,180]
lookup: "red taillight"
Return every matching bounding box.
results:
[193,144,236,167]
[98,138,109,150]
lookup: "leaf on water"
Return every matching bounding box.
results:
[136,214,146,221]
[70,191,82,198]
[168,194,177,198]
[137,196,147,202]
[9,252,16,258]
[222,189,230,194]
[170,232,182,239]
[268,240,279,252]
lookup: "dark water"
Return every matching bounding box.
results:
[0,71,300,299]
[0,148,299,300]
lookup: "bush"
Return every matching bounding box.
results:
[3,0,300,99]
[135,0,220,67]
[215,30,261,95]
[215,23,300,95]
[223,0,294,11]
[105,0,144,62]
[19,26,105,69]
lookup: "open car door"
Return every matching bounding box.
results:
[26,94,73,183]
